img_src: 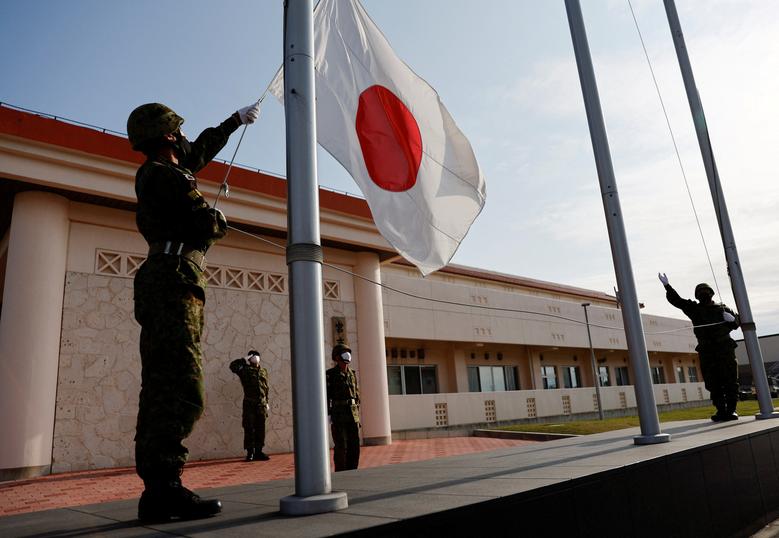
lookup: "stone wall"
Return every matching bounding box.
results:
[52,271,356,473]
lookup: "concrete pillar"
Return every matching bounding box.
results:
[453,348,469,392]
[353,252,392,445]
[527,349,538,390]
[0,192,70,480]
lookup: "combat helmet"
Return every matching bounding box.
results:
[332,342,352,361]
[694,282,714,298]
[127,103,184,151]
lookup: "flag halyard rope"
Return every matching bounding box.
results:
[213,89,270,212]
[626,0,723,301]
[225,223,723,336]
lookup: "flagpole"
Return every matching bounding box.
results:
[279,0,348,515]
[663,0,778,419]
[564,0,669,444]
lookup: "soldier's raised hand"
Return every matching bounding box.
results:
[236,102,261,125]
[658,273,669,286]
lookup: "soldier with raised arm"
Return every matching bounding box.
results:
[127,101,260,522]
[659,273,740,421]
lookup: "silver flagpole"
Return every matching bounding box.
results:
[663,0,778,419]
[279,0,349,515]
[565,0,669,444]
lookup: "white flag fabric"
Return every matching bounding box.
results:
[269,0,486,275]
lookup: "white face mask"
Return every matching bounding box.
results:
[248,355,260,367]
[340,352,352,363]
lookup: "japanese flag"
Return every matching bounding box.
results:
[269,0,486,275]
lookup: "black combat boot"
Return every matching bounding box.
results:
[710,397,728,422]
[245,449,254,462]
[138,479,222,523]
[722,397,739,421]
[254,450,270,461]
[711,409,729,422]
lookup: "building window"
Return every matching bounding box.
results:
[387,365,438,395]
[505,367,519,390]
[598,365,611,387]
[541,366,558,389]
[468,366,519,392]
[388,366,402,395]
[562,366,581,388]
[478,366,505,391]
[687,366,699,383]
[467,367,480,392]
[676,366,686,383]
[651,366,666,384]
[615,366,630,386]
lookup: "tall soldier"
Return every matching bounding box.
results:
[658,273,741,421]
[229,350,270,462]
[326,343,361,471]
[127,101,260,522]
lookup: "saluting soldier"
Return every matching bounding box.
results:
[230,350,270,462]
[659,273,741,421]
[326,343,361,471]
[128,100,260,522]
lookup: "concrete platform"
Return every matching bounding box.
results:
[3,418,779,537]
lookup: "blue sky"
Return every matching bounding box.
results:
[2,0,778,336]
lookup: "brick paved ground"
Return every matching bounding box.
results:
[0,437,533,516]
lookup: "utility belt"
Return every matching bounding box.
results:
[148,241,206,271]
[331,398,357,406]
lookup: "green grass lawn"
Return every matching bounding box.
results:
[498,399,778,436]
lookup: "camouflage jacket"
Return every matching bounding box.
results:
[326,366,360,424]
[664,284,740,350]
[230,358,269,407]
[134,115,240,292]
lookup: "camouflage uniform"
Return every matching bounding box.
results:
[229,358,269,452]
[133,115,239,484]
[326,366,361,471]
[664,284,740,415]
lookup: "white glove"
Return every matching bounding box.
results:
[723,311,736,323]
[236,102,261,125]
[658,273,669,286]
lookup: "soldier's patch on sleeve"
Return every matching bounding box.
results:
[184,173,198,189]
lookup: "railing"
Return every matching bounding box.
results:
[388,383,709,431]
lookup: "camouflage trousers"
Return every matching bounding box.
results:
[242,401,267,450]
[331,421,360,472]
[698,348,739,411]
[134,281,205,484]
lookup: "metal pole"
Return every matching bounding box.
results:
[582,303,604,420]
[565,0,669,444]
[663,0,778,419]
[279,0,348,515]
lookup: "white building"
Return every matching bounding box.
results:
[0,105,703,481]
[736,333,779,384]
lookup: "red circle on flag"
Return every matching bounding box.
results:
[355,85,422,192]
